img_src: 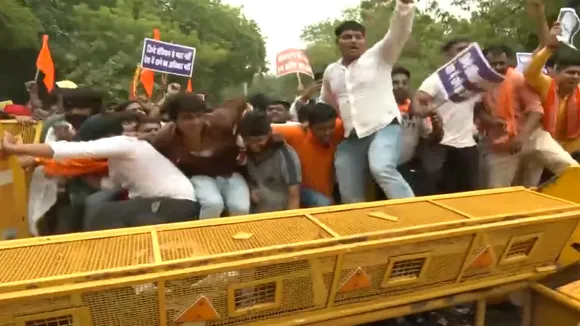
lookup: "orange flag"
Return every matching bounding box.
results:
[36,35,55,93]
[140,29,160,98]
[186,78,193,92]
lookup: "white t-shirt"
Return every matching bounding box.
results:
[399,112,432,165]
[49,136,195,201]
[418,75,480,148]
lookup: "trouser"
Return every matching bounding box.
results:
[83,189,124,229]
[190,172,250,219]
[84,197,200,232]
[540,150,580,183]
[423,144,480,194]
[486,128,578,188]
[300,187,333,208]
[334,123,415,204]
[397,159,434,197]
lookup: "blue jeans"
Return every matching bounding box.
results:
[334,123,414,203]
[190,172,250,219]
[300,187,333,208]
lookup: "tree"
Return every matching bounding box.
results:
[1,0,267,104]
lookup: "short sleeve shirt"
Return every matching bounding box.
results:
[419,75,480,148]
[246,143,301,213]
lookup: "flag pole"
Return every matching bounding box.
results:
[296,72,304,92]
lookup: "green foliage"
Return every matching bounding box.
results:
[0,0,42,49]
[1,0,266,103]
[300,0,571,90]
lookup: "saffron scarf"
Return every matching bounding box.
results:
[543,79,580,139]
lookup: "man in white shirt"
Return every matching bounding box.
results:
[414,38,482,193]
[1,114,200,231]
[320,0,416,203]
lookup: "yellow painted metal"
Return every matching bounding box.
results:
[538,166,580,267]
[0,120,44,240]
[530,282,580,326]
[0,122,37,240]
[0,188,577,325]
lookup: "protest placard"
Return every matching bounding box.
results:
[558,7,580,49]
[276,49,314,78]
[140,38,196,77]
[516,52,547,73]
[435,43,505,103]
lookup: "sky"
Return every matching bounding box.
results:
[221,0,464,71]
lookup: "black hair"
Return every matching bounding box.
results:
[297,104,310,123]
[74,112,130,141]
[546,58,555,68]
[237,110,271,137]
[272,100,291,110]
[307,102,337,126]
[138,115,161,125]
[335,21,366,38]
[137,115,161,128]
[247,93,271,111]
[61,87,103,114]
[441,38,470,53]
[482,44,514,58]
[162,93,208,121]
[112,100,140,112]
[392,65,411,79]
[554,47,580,71]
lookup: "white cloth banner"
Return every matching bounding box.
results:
[516,52,547,74]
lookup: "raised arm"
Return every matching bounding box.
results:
[289,81,323,120]
[378,0,416,65]
[524,22,560,98]
[205,98,247,130]
[319,67,338,110]
[526,0,550,52]
[524,47,553,95]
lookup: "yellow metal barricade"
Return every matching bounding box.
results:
[0,120,43,239]
[0,120,43,144]
[0,188,578,325]
[0,124,31,239]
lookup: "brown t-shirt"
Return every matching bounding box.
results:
[151,100,246,177]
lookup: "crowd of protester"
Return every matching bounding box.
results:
[0,0,577,247]
[0,0,579,324]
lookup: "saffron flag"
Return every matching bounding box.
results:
[140,29,160,98]
[36,35,55,93]
[186,78,193,92]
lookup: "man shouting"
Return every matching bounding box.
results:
[320,0,416,203]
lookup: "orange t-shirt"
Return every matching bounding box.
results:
[272,120,344,198]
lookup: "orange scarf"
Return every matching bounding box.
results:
[37,158,108,177]
[543,79,580,139]
[398,99,411,113]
